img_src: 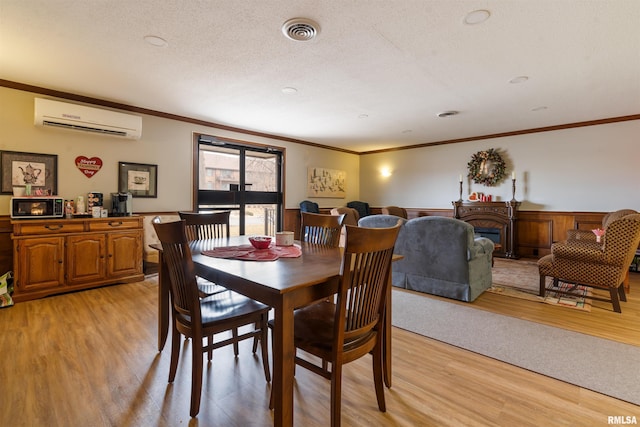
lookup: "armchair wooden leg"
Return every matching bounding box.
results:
[623,271,630,294]
[618,284,627,302]
[539,275,547,297]
[609,287,622,313]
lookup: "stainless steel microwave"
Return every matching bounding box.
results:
[11,196,64,219]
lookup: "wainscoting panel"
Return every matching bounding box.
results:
[2,210,613,277]
[516,211,606,257]
[517,218,553,257]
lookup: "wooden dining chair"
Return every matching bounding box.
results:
[270,223,401,426]
[178,211,255,358]
[300,212,345,247]
[153,219,271,417]
[179,211,231,298]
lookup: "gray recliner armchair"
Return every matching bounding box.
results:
[359,215,494,302]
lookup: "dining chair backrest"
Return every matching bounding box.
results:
[152,220,201,323]
[179,211,231,241]
[300,212,345,247]
[338,223,401,344]
[381,206,408,219]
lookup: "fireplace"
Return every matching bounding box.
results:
[453,200,520,259]
[474,227,501,244]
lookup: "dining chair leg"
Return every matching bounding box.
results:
[260,313,271,382]
[331,361,343,427]
[207,335,213,361]
[372,339,386,412]
[168,323,181,382]
[252,321,260,353]
[232,328,239,357]
[190,335,204,417]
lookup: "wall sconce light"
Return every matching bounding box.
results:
[380,167,392,178]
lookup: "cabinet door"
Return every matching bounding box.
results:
[15,237,65,292]
[107,231,142,278]
[66,234,107,285]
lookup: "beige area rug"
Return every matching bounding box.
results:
[489,258,593,311]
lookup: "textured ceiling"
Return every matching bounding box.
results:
[1,0,639,153]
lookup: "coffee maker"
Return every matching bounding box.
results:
[110,192,133,216]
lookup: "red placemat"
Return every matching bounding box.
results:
[202,244,302,261]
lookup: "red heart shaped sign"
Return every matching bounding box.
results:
[75,156,103,178]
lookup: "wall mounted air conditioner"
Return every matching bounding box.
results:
[34,98,142,139]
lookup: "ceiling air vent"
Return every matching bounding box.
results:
[282,18,319,42]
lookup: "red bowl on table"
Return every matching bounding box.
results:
[249,236,272,249]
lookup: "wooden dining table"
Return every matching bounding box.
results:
[154,236,395,427]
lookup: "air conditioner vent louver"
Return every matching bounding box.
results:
[42,120,128,137]
[34,98,142,139]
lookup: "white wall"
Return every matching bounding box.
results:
[360,120,639,212]
[2,86,637,215]
[0,87,359,214]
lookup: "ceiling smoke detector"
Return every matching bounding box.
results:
[282,18,319,42]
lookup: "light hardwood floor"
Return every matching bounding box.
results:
[1,269,638,426]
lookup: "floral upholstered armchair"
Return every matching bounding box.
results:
[538,213,640,313]
[566,209,637,243]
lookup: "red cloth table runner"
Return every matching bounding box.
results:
[202,244,302,261]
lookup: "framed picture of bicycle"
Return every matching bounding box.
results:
[0,150,58,195]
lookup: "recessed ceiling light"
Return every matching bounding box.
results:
[282,18,319,42]
[464,10,490,25]
[401,129,412,134]
[144,35,168,47]
[509,76,529,84]
[437,111,459,118]
[358,114,369,119]
[281,87,298,94]
[531,106,548,112]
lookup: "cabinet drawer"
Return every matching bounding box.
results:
[14,222,85,236]
[89,218,141,232]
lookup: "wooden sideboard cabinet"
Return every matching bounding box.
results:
[11,216,144,302]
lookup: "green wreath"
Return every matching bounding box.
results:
[467,148,506,186]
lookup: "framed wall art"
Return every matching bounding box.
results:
[118,161,158,198]
[307,167,346,198]
[0,150,58,195]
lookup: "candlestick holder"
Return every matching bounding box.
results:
[458,181,463,201]
[511,178,517,202]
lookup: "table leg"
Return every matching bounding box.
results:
[157,251,169,352]
[271,298,295,427]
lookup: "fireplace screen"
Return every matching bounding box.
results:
[474,227,501,244]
